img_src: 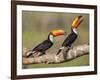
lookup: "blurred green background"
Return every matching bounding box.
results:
[22,11,89,68]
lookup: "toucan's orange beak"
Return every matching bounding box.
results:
[72,16,84,28]
[52,29,66,37]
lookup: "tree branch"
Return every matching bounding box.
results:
[23,44,89,64]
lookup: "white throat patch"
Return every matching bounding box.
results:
[73,28,78,34]
[49,35,54,42]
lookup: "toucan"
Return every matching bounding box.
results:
[26,29,66,57]
[56,16,84,55]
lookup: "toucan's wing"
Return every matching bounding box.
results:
[62,33,78,47]
[32,40,53,52]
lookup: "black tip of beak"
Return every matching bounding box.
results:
[78,16,84,22]
[78,15,83,18]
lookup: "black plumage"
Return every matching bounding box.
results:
[32,39,53,53]
[56,16,83,55]
[26,33,53,58]
[56,29,78,55]
[26,29,66,58]
[62,29,78,47]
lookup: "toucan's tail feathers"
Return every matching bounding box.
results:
[26,51,36,58]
